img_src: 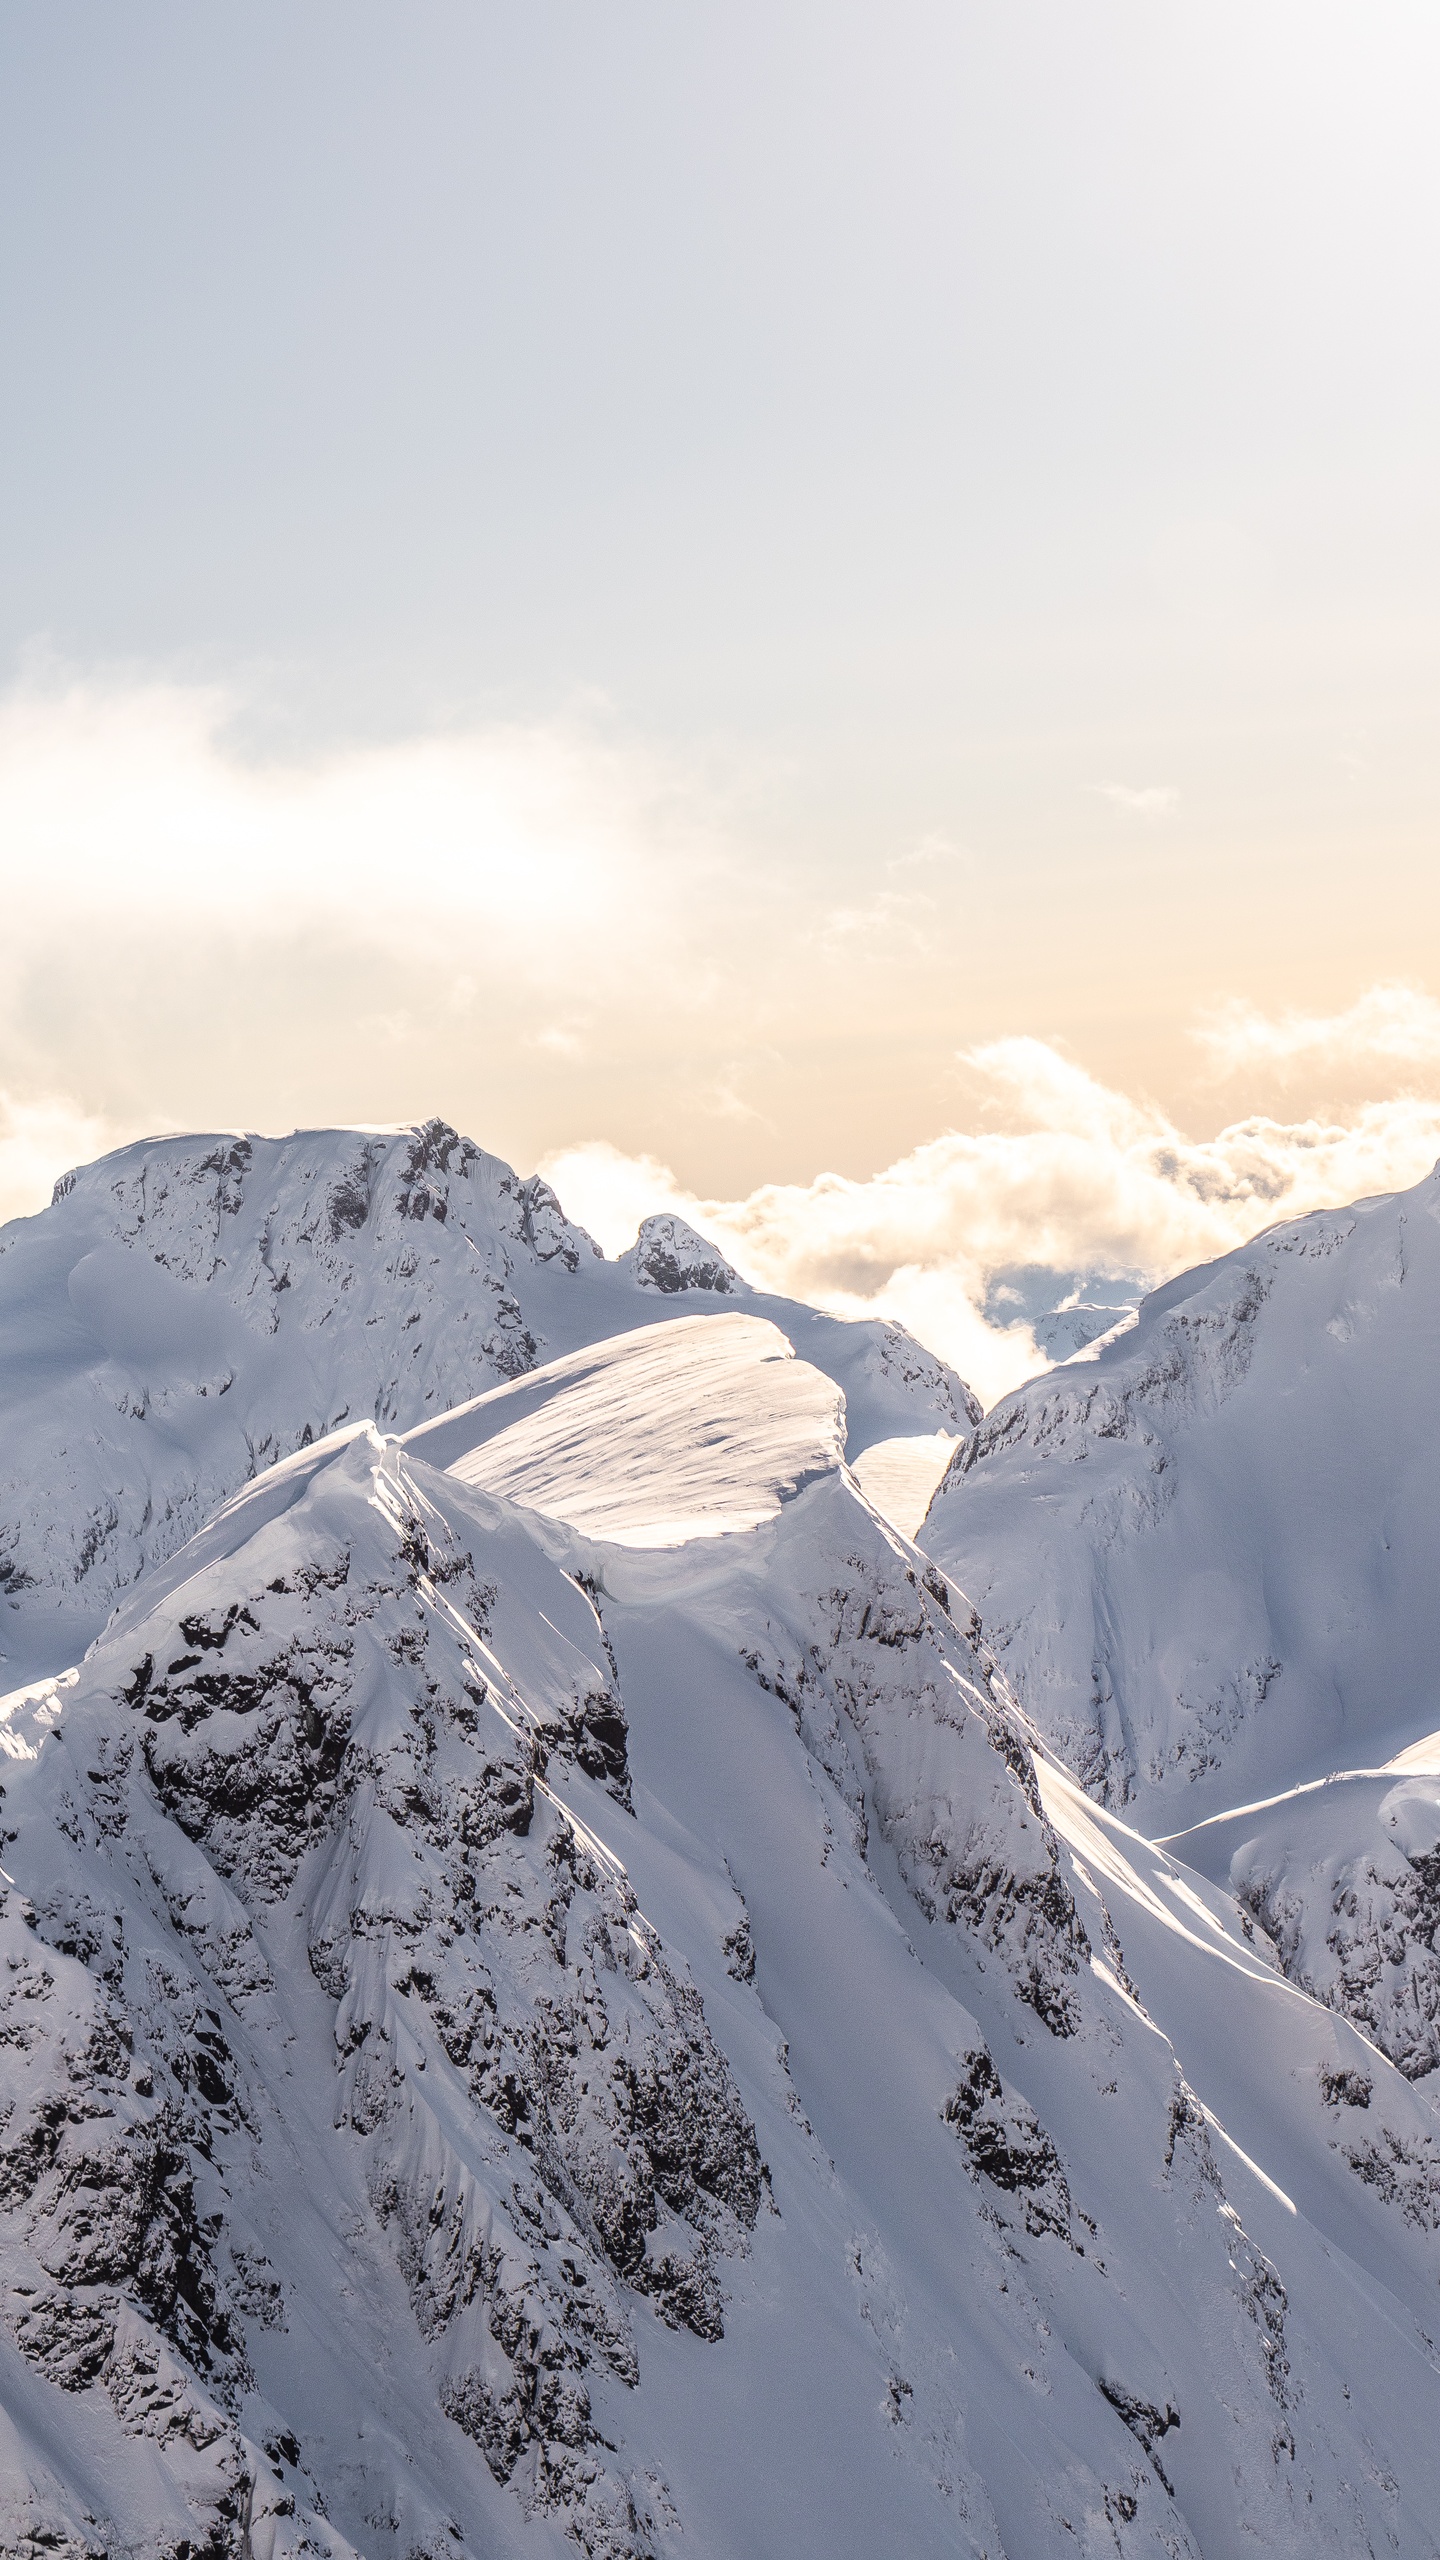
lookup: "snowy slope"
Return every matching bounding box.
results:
[0,1124,977,1682]
[923,1165,1440,1824]
[1156,1759,1440,2085]
[3,1316,1440,2557]
[850,1430,959,1538]
[406,1313,845,1546]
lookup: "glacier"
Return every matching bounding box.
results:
[2,1126,1440,2557]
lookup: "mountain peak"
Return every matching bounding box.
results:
[622,1213,744,1297]
[0,1125,978,1684]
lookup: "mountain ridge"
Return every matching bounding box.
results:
[924,1162,1440,1819]
[0,1119,977,1686]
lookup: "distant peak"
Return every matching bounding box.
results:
[625,1212,745,1296]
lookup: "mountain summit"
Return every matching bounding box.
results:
[0,1121,976,1683]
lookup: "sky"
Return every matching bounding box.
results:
[3,2,1440,1399]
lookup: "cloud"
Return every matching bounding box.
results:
[541,1037,1440,1409]
[0,662,804,1143]
[0,669,727,978]
[887,832,964,875]
[541,1143,691,1258]
[0,1093,127,1227]
[1095,784,1179,817]
[816,834,965,954]
[1196,983,1440,1081]
[7,661,1440,1416]
[818,885,937,953]
[699,1072,770,1126]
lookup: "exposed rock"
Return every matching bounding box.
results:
[740,1490,1090,2037]
[0,1429,760,2558]
[625,1216,742,1297]
[943,2048,1073,2241]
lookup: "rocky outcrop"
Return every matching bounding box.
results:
[0,1430,760,2559]
[0,1123,982,1676]
[740,1481,1090,2038]
[623,1216,742,1297]
[943,2048,1073,2241]
[1228,1785,1440,2082]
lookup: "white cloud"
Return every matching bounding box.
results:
[541,1142,693,1257]
[816,833,965,952]
[818,885,936,953]
[533,1026,588,1061]
[0,662,809,1150]
[541,1037,1440,1409]
[700,1079,769,1126]
[6,660,1440,1417]
[0,672,709,962]
[1096,784,1179,817]
[0,1093,128,1228]
[888,832,964,875]
[1196,983,1440,1080]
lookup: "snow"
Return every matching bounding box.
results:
[1386,1725,1440,1776]
[924,1165,1440,1822]
[850,1430,957,1538]
[0,1123,977,1683]
[404,1313,845,1547]
[924,1151,1440,2124]
[3,1128,1440,2553]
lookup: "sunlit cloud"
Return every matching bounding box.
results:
[818,886,937,953]
[0,663,803,1140]
[543,1036,1440,1409]
[541,1142,688,1259]
[6,665,1440,1418]
[698,1071,771,1126]
[888,832,964,875]
[1196,982,1440,1081]
[0,1093,128,1227]
[816,834,964,953]
[0,667,744,995]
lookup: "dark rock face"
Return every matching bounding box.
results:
[1235,1832,1440,2083]
[627,1217,741,1298]
[0,1123,604,1636]
[0,1431,760,2560]
[943,2048,1072,2242]
[1097,2383,1181,2494]
[739,1488,1091,2040]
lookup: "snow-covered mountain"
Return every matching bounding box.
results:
[0,1123,977,1685]
[5,1309,1440,2559]
[924,1167,1440,1824]
[921,1160,1440,2110]
[7,1128,1440,2555]
[1161,1757,1440,2085]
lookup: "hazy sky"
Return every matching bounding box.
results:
[3,3,1440,1391]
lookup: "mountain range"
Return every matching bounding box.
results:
[0,1123,975,1689]
[3,1123,1440,2560]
